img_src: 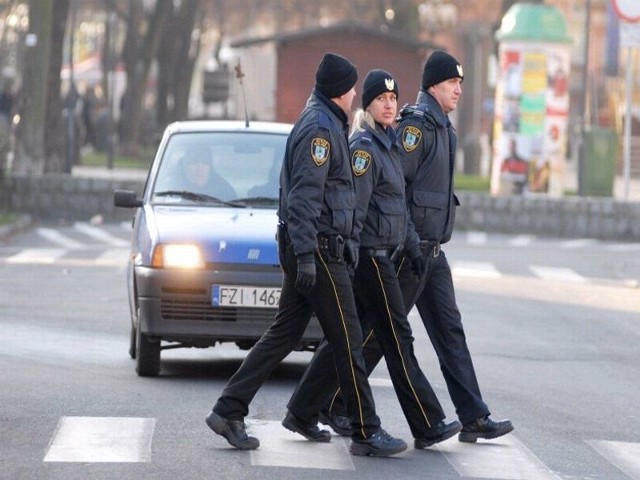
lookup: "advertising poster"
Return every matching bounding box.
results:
[491,43,571,196]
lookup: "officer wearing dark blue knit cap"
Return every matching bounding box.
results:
[315,52,358,98]
[421,50,464,91]
[362,68,399,109]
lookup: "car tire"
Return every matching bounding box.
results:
[129,321,137,359]
[136,313,161,376]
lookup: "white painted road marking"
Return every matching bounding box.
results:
[247,420,354,470]
[44,417,155,463]
[435,435,562,480]
[36,227,85,249]
[452,261,502,278]
[95,248,130,266]
[5,248,66,264]
[74,222,129,247]
[588,440,640,479]
[529,265,588,283]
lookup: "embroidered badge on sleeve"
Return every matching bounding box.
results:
[402,126,422,152]
[311,138,330,166]
[351,149,371,176]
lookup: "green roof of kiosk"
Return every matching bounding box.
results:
[496,2,571,43]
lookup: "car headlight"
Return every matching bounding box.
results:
[152,244,205,269]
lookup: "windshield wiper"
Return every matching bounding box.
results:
[229,196,279,206]
[153,190,246,208]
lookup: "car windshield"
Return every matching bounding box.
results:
[151,130,285,207]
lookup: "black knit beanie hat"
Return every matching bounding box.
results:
[421,50,464,90]
[362,69,399,109]
[315,52,358,99]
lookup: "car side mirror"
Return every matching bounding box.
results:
[114,189,143,208]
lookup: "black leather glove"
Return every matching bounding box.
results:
[411,255,425,277]
[407,246,425,278]
[295,253,316,294]
[344,239,359,271]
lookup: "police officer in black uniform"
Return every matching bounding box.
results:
[285,69,462,449]
[394,50,514,443]
[205,53,406,458]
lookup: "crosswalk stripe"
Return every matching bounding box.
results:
[36,227,85,249]
[560,238,598,249]
[587,439,640,479]
[247,420,354,470]
[95,248,130,266]
[436,435,562,479]
[74,222,129,247]
[509,234,535,247]
[451,261,502,278]
[466,231,488,245]
[44,417,155,463]
[5,248,66,264]
[529,265,587,283]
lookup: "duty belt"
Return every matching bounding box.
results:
[420,240,441,258]
[362,244,403,262]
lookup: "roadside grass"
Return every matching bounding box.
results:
[0,212,17,227]
[80,150,153,170]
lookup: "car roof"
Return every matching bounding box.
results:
[163,120,293,135]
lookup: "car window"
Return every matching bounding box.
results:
[152,131,285,205]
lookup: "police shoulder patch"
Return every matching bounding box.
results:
[311,137,330,166]
[351,149,372,176]
[402,125,422,152]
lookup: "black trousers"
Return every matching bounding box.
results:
[288,253,445,438]
[213,233,381,440]
[395,247,490,425]
[325,247,490,425]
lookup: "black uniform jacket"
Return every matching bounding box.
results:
[279,91,357,257]
[350,122,420,255]
[396,90,460,245]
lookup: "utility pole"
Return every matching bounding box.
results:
[577,0,591,196]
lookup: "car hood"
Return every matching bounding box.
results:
[149,205,279,265]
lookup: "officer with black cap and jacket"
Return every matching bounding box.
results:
[284,68,463,450]
[205,52,407,458]
[394,50,514,443]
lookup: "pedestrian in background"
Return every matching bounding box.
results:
[205,53,407,458]
[395,50,513,443]
[285,69,462,450]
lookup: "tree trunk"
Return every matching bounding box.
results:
[119,0,172,156]
[44,0,70,174]
[14,0,53,175]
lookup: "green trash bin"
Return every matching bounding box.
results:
[581,127,618,197]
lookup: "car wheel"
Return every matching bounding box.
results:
[136,313,161,376]
[129,321,137,359]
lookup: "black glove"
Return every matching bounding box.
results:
[295,254,316,294]
[344,239,359,271]
[411,255,425,277]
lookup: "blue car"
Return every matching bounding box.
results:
[114,120,322,376]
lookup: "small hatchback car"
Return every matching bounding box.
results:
[114,120,322,376]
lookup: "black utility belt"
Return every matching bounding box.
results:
[361,244,403,262]
[317,234,345,261]
[419,240,441,258]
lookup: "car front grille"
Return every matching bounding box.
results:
[160,297,275,322]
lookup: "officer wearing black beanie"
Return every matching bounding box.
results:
[207,52,408,458]
[391,49,514,444]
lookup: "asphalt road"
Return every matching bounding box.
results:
[1,222,639,480]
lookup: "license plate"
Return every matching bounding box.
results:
[212,285,281,308]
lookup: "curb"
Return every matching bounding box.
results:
[0,214,32,241]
